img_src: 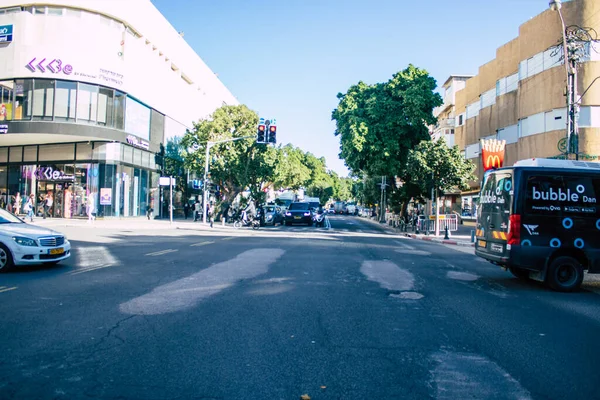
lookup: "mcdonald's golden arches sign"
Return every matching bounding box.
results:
[481,138,506,172]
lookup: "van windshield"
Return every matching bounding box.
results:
[478,170,513,237]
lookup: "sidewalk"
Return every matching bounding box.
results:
[29,217,234,232]
[361,216,476,247]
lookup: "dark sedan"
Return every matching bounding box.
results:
[284,202,313,226]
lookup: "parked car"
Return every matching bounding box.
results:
[0,208,71,272]
[284,202,313,226]
[261,205,284,226]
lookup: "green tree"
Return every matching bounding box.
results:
[181,105,276,204]
[272,144,312,191]
[406,139,475,229]
[332,64,442,179]
[164,137,187,195]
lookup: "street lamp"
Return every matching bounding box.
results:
[549,0,576,158]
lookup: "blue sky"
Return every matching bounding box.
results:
[151,0,549,176]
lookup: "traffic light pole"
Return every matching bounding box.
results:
[202,135,255,224]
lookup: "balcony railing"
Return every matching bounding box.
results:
[435,118,455,130]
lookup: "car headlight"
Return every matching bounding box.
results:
[304,212,311,216]
[266,215,273,220]
[13,236,38,247]
[285,212,291,216]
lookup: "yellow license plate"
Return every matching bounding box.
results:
[294,216,301,219]
[49,248,64,255]
[477,240,486,248]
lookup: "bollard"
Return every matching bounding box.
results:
[444,226,449,240]
[471,230,476,243]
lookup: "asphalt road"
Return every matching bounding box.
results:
[1,215,600,399]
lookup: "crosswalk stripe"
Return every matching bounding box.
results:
[191,241,214,247]
[145,249,178,256]
[0,286,17,293]
[221,237,236,241]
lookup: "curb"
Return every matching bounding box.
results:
[402,233,475,247]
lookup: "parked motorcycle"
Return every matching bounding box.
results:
[314,209,326,227]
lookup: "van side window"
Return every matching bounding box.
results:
[525,175,565,215]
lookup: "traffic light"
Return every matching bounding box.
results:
[257,124,266,143]
[268,125,277,144]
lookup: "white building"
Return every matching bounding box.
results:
[0,0,238,218]
[430,75,472,147]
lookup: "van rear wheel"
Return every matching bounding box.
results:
[547,256,584,292]
[509,266,530,280]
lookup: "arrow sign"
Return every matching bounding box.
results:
[36,58,46,72]
[26,58,36,72]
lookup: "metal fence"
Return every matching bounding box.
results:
[416,215,458,232]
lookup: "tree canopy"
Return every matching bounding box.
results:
[332,64,442,178]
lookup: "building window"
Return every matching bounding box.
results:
[47,7,63,16]
[33,6,45,15]
[32,79,55,121]
[125,97,151,140]
[97,87,114,127]
[0,80,14,121]
[114,91,126,130]
[458,115,464,125]
[54,80,77,121]
[76,83,99,123]
[13,79,32,120]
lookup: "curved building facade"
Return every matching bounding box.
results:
[0,0,238,218]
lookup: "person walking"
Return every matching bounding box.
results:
[193,200,201,222]
[14,192,21,215]
[184,202,190,220]
[43,193,53,219]
[87,191,96,223]
[146,204,153,220]
[208,202,215,228]
[24,194,34,222]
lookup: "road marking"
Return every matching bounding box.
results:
[431,351,531,399]
[69,246,117,275]
[70,265,116,276]
[221,237,236,241]
[145,249,178,256]
[120,248,286,315]
[361,260,415,292]
[190,241,215,247]
[0,286,17,293]
[395,240,416,250]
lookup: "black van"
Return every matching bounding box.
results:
[475,158,600,292]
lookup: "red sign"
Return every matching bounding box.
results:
[481,139,506,172]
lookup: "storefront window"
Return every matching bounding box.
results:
[38,144,75,162]
[32,79,55,120]
[98,164,116,218]
[0,80,14,121]
[23,146,37,162]
[114,91,125,130]
[125,96,151,140]
[14,79,32,120]
[55,80,77,121]
[77,83,99,123]
[97,87,114,127]
[8,147,22,162]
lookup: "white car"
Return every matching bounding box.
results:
[0,209,71,272]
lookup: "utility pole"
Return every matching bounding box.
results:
[378,176,388,223]
[169,175,173,224]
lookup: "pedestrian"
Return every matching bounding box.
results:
[42,193,52,219]
[14,192,21,215]
[87,191,96,223]
[146,204,153,220]
[209,202,215,228]
[24,194,34,222]
[193,200,201,222]
[184,202,190,220]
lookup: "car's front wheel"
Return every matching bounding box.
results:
[0,244,15,272]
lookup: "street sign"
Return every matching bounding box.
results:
[0,25,13,43]
[159,177,175,186]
